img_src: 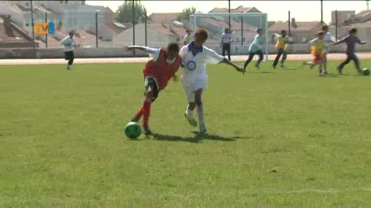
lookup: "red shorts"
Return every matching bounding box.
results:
[313,54,323,64]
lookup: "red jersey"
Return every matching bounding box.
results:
[143,48,182,90]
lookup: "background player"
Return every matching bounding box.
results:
[272,30,290,69]
[243,28,265,71]
[179,28,244,136]
[322,25,335,74]
[303,31,326,75]
[334,28,367,75]
[61,31,77,70]
[221,28,233,60]
[125,43,182,135]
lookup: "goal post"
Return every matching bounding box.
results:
[189,13,269,60]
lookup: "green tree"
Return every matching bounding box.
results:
[177,7,196,21]
[115,0,147,24]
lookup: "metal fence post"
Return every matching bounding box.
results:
[132,0,135,56]
[335,10,338,41]
[145,10,147,46]
[45,12,48,48]
[321,0,324,24]
[240,15,243,46]
[95,11,98,48]
[288,11,291,37]
[30,0,36,52]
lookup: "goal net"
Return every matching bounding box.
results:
[189,13,268,60]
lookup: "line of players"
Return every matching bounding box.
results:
[60,27,367,135]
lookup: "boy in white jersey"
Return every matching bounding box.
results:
[179,28,244,135]
[321,25,335,74]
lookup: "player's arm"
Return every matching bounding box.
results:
[333,36,348,45]
[61,37,71,46]
[357,38,367,45]
[221,58,244,73]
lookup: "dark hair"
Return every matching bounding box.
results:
[349,28,357,34]
[167,42,179,52]
[317,31,324,36]
[281,30,287,34]
[195,28,208,40]
[322,25,329,31]
[257,28,263,33]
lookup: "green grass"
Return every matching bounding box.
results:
[1,60,371,207]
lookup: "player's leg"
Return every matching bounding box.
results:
[184,84,197,127]
[227,44,231,61]
[255,50,264,68]
[194,89,207,135]
[350,53,362,74]
[281,50,287,67]
[65,52,71,69]
[337,53,352,74]
[272,49,283,69]
[69,51,74,67]
[243,52,255,70]
[323,52,328,74]
[222,44,226,57]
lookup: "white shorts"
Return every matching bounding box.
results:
[182,77,207,102]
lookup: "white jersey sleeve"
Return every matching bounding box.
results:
[144,47,161,61]
[203,47,225,64]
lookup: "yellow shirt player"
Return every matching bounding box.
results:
[273,30,291,68]
[303,31,326,75]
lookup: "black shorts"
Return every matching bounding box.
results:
[144,77,159,102]
[64,51,74,60]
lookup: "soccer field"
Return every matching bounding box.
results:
[1,60,371,207]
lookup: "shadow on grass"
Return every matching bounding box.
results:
[246,71,274,74]
[151,131,241,143]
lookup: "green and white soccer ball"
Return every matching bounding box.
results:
[362,68,370,76]
[124,122,142,139]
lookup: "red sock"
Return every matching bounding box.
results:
[132,107,144,122]
[142,100,151,128]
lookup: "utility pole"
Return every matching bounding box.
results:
[320,0,324,24]
[30,0,36,51]
[228,0,231,32]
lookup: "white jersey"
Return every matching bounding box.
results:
[61,36,75,52]
[144,47,175,64]
[179,42,225,83]
[324,32,335,48]
[221,33,232,44]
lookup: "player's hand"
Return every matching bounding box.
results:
[172,75,178,82]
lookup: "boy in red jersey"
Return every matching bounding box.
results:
[125,43,182,135]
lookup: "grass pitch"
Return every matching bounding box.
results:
[1,60,371,207]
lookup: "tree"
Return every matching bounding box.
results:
[115,0,147,24]
[177,7,196,21]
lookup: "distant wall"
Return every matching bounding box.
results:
[0,44,370,59]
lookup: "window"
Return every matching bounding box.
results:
[25,23,29,27]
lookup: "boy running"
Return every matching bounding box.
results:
[179,28,244,135]
[334,28,367,75]
[303,31,326,75]
[125,43,182,135]
[61,31,77,70]
[244,28,265,71]
[322,25,335,74]
[272,30,290,69]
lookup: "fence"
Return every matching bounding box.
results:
[0,0,370,59]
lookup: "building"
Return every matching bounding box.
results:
[330,11,355,25]
[268,19,322,43]
[208,6,261,14]
[350,10,371,23]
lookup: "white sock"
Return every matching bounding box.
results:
[186,105,194,118]
[196,103,204,124]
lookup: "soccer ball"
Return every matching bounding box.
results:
[362,68,370,76]
[124,122,142,139]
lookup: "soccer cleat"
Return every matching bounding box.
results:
[67,65,71,70]
[199,123,207,135]
[280,63,285,68]
[142,126,153,135]
[255,64,260,69]
[337,66,343,75]
[184,112,197,127]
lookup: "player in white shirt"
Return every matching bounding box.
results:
[179,28,244,135]
[221,28,233,60]
[322,25,335,74]
[61,31,76,70]
[183,29,193,45]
